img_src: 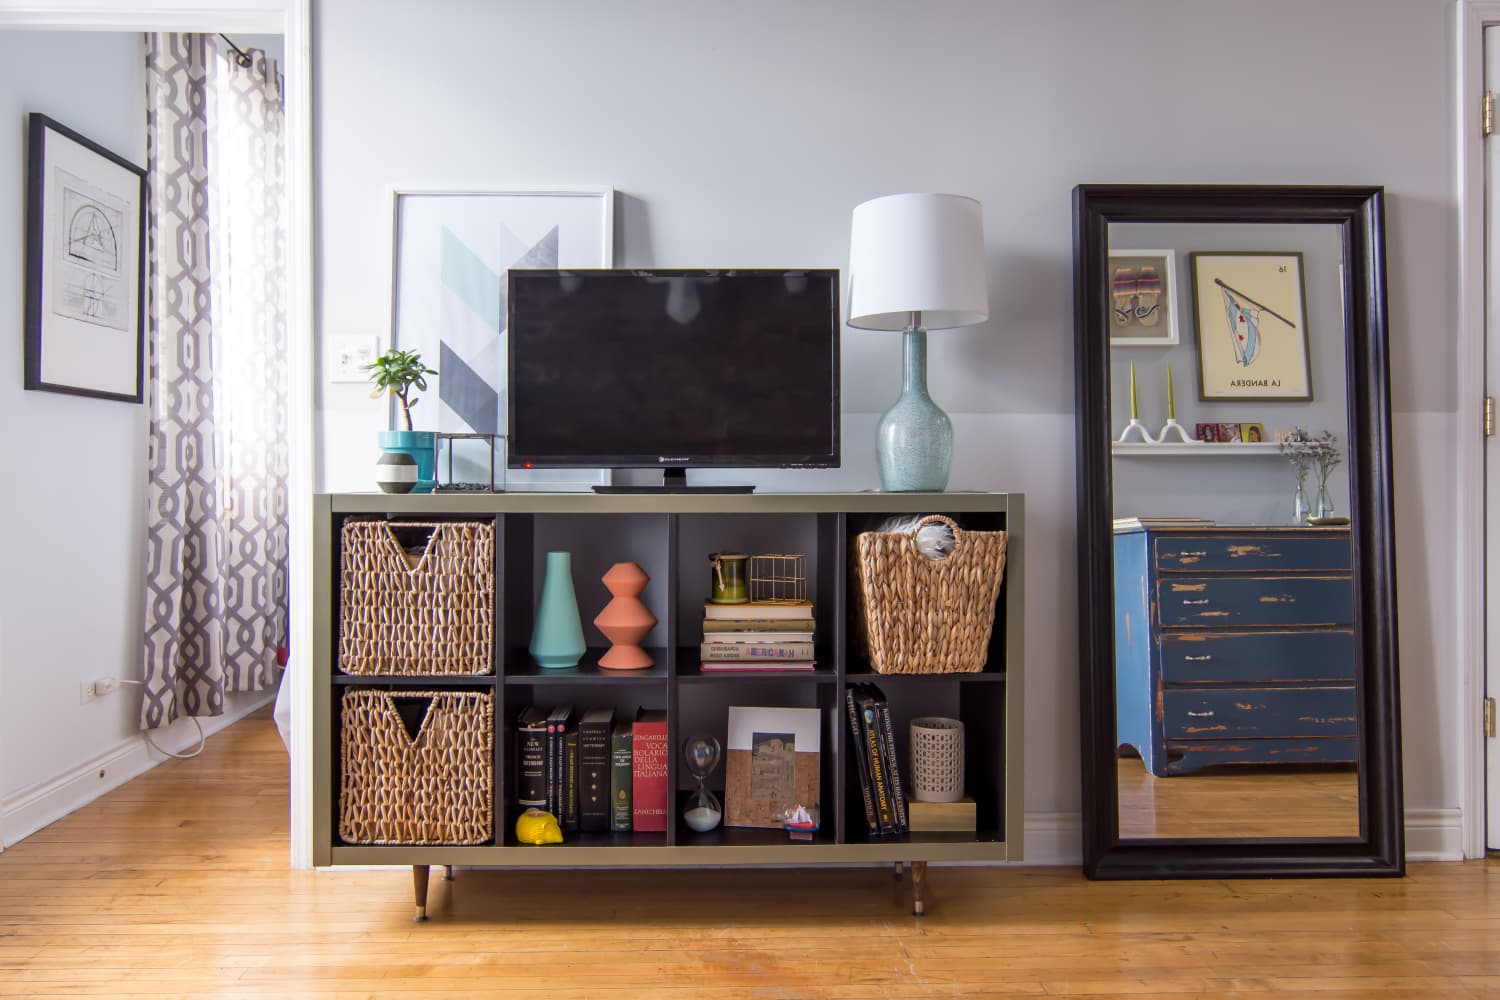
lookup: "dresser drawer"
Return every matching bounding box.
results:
[1158,576,1353,628]
[1159,630,1355,685]
[1164,686,1357,740]
[1154,533,1351,574]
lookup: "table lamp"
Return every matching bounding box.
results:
[847,193,989,492]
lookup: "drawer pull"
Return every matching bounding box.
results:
[1186,710,1215,717]
[1184,654,1213,662]
[1182,599,1210,606]
[1176,550,1208,557]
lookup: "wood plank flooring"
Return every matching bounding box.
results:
[1117,755,1360,839]
[1,708,1496,998]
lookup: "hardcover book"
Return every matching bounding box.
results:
[563,728,580,831]
[844,687,878,835]
[703,618,815,634]
[611,720,633,832]
[578,707,615,832]
[724,705,820,829]
[516,705,548,808]
[545,704,574,819]
[702,600,813,622]
[632,709,668,833]
[700,661,816,672]
[853,686,895,833]
[700,641,815,661]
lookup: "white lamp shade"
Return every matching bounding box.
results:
[846,192,989,331]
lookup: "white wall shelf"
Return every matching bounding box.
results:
[1112,442,1283,456]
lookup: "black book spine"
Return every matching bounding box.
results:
[579,721,611,832]
[857,688,894,834]
[874,695,907,833]
[845,686,878,835]
[564,730,579,831]
[518,722,546,808]
[547,720,559,817]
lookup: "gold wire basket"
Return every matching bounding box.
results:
[749,553,808,604]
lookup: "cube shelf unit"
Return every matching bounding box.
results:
[313,491,1023,917]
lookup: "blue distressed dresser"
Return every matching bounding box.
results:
[1113,525,1356,776]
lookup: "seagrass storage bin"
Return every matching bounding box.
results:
[338,689,494,845]
[339,519,494,675]
[851,514,1007,674]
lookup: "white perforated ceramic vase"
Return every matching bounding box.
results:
[909,717,964,803]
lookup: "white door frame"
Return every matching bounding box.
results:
[1458,1,1499,860]
[0,0,316,870]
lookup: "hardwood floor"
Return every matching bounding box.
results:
[1117,755,1360,839]
[1,709,1496,998]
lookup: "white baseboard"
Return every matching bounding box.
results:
[1016,808,1466,868]
[1404,808,1465,861]
[0,690,276,850]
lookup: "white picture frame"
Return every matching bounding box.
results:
[24,113,146,403]
[388,187,615,489]
[1108,248,1180,348]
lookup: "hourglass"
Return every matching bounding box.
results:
[682,735,723,832]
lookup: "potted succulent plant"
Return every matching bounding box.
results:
[365,348,439,494]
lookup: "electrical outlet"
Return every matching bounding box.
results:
[94,677,118,697]
[79,680,98,703]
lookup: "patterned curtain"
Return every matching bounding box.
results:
[141,34,288,729]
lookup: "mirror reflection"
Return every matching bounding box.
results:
[1107,221,1358,840]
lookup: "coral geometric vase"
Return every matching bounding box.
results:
[593,562,657,670]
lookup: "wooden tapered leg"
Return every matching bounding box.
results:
[412,865,430,922]
[443,865,454,882]
[911,861,928,917]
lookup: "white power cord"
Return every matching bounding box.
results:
[115,679,209,759]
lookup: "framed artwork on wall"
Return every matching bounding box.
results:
[1108,249,1179,346]
[388,187,615,489]
[23,113,146,403]
[1191,251,1312,401]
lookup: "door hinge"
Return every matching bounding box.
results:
[1487,697,1497,738]
[1486,92,1495,136]
[1487,396,1496,437]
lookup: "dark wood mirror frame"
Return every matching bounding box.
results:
[1071,185,1404,879]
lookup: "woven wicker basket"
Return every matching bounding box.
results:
[338,689,494,845]
[852,515,1007,674]
[339,520,494,676]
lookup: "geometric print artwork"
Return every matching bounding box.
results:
[436,223,558,434]
[141,33,288,729]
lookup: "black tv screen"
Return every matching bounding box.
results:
[507,269,840,470]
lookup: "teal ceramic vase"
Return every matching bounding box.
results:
[377,430,437,494]
[530,551,587,668]
[876,328,952,492]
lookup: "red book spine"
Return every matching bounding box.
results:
[631,716,669,833]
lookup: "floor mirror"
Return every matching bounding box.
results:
[1072,185,1403,878]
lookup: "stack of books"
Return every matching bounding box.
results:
[699,599,815,671]
[845,683,907,836]
[515,705,667,834]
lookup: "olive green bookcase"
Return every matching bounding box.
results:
[313,491,1024,918]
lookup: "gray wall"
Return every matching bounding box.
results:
[313,0,1461,849]
[0,31,149,801]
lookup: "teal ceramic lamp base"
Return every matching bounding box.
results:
[876,327,952,492]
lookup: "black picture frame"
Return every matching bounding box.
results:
[24,112,147,403]
[1072,184,1403,879]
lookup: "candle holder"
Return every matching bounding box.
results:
[1153,418,1195,444]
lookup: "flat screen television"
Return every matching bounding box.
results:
[507,268,840,492]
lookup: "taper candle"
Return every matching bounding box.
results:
[1130,362,1138,419]
[1167,363,1176,419]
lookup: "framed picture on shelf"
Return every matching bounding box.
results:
[388,187,615,489]
[1108,249,1179,346]
[23,113,146,403]
[1190,251,1312,401]
[724,706,820,829]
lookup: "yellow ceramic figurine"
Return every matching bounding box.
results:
[515,807,563,845]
